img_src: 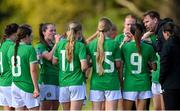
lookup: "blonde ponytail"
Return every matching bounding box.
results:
[66,29,75,63]
[96,17,112,76]
[66,21,82,63]
[96,31,105,75]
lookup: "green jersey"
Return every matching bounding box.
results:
[114,33,125,45]
[150,35,157,44]
[142,34,159,83]
[121,40,157,91]
[142,35,157,45]
[87,37,121,91]
[152,53,160,83]
[35,43,59,85]
[7,42,37,93]
[114,33,127,77]
[53,40,86,87]
[0,39,14,86]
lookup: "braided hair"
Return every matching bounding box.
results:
[14,25,32,66]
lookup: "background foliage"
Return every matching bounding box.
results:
[1,0,180,43]
[0,0,180,109]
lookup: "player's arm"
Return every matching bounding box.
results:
[80,60,88,73]
[142,31,154,39]
[115,42,124,90]
[52,56,58,65]
[42,35,60,61]
[86,30,99,44]
[30,62,39,98]
[151,62,157,71]
[115,60,123,90]
[141,31,154,44]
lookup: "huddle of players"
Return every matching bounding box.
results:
[0,10,178,110]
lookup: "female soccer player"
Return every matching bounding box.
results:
[35,23,60,110]
[53,21,88,110]
[115,14,137,46]
[7,24,39,110]
[121,23,157,110]
[87,17,122,110]
[0,23,18,110]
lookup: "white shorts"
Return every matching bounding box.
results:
[123,91,152,101]
[89,90,122,102]
[59,85,86,103]
[11,83,40,109]
[39,84,59,101]
[0,86,12,107]
[83,83,87,105]
[151,82,162,95]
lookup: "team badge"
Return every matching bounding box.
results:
[47,92,51,97]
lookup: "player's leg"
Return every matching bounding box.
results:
[137,91,152,110]
[123,91,137,110]
[90,90,104,110]
[105,90,121,110]
[69,85,86,110]
[39,84,59,110]
[59,86,70,110]
[136,99,147,110]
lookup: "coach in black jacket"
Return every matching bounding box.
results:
[142,10,173,54]
[159,22,180,110]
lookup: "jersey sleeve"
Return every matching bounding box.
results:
[29,47,38,64]
[86,44,91,57]
[53,42,59,59]
[35,43,48,54]
[120,44,125,62]
[114,42,121,61]
[149,46,157,63]
[79,43,87,61]
[114,34,124,45]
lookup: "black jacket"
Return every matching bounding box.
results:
[159,37,180,90]
[153,18,174,54]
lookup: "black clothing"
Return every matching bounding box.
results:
[159,37,180,110]
[163,90,180,110]
[153,19,174,54]
[159,37,180,89]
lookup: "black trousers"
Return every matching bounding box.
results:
[163,90,180,110]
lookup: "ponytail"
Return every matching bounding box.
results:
[14,25,32,66]
[134,30,142,54]
[96,31,105,75]
[66,29,75,63]
[39,23,44,43]
[65,21,82,63]
[14,38,21,66]
[96,17,112,75]
[130,23,143,54]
